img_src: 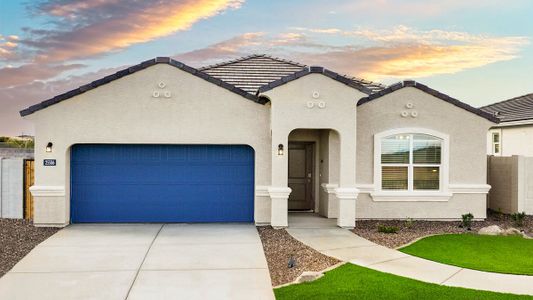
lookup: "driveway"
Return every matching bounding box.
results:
[0,224,274,300]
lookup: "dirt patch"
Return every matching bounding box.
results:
[257,226,340,286]
[0,219,59,277]
[352,211,533,249]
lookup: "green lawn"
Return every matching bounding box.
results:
[275,263,531,300]
[400,234,533,275]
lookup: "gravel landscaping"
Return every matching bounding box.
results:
[353,211,533,249]
[0,219,59,277]
[257,226,340,286]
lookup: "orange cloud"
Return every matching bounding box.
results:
[176,27,528,81]
[27,0,244,63]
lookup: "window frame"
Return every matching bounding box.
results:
[492,132,501,155]
[372,128,450,201]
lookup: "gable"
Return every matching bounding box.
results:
[20,57,265,117]
[358,80,499,123]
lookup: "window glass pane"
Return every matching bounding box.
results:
[413,134,441,164]
[414,167,440,190]
[382,166,408,190]
[492,133,500,143]
[494,143,500,154]
[381,135,410,164]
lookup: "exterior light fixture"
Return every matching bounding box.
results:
[278,144,284,156]
[46,142,53,153]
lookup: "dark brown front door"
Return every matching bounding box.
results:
[288,142,314,211]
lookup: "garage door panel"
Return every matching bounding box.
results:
[71,144,254,223]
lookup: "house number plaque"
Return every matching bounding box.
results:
[43,159,56,166]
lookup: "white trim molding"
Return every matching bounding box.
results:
[334,187,360,200]
[321,183,338,194]
[373,127,450,201]
[268,186,292,199]
[355,183,374,193]
[449,184,491,194]
[255,186,270,197]
[370,191,452,202]
[29,186,66,197]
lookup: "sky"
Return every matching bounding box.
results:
[0,0,532,136]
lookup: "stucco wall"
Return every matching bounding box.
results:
[263,74,366,188]
[488,155,533,215]
[488,126,533,156]
[356,87,493,219]
[26,63,272,226]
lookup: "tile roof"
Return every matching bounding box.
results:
[480,93,533,123]
[200,54,385,95]
[358,80,499,123]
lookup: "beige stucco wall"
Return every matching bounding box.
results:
[263,74,365,227]
[488,126,533,156]
[263,74,366,188]
[488,155,533,214]
[356,87,494,219]
[26,63,272,226]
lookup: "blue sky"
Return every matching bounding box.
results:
[0,0,532,135]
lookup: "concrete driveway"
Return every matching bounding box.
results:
[0,224,274,300]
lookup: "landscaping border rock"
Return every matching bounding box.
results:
[0,219,59,277]
[257,226,340,286]
[352,211,532,249]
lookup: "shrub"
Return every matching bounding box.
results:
[511,212,526,227]
[461,213,474,230]
[405,218,415,229]
[378,225,399,234]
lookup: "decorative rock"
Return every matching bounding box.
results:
[295,271,324,283]
[478,225,502,236]
[502,228,522,236]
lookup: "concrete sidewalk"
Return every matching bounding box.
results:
[287,213,533,296]
[0,224,274,300]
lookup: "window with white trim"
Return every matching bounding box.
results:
[380,133,442,191]
[492,132,501,155]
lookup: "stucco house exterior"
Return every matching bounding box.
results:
[481,93,533,156]
[20,55,497,228]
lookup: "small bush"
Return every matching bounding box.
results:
[405,218,415,229]
[511,212,526,227]
[461,213,474,230]
[378,225,399,234]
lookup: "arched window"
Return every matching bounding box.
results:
[373,128,450,200]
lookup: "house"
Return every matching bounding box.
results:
[20,55,497,228]
[481,93,533,156]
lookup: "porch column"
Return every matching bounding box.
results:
[335,187,359,228]
[268,187,291,228]
[336,127,358,228]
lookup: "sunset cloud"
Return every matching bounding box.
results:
[0,0,242,88]
[177,27,529,80]
[0,63,85,88]
[0,35,20,60]
[23,0,244,63]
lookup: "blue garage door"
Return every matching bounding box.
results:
[71,144,254,223]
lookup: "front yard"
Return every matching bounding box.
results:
[275,263,532,300]
[400,234,533,275]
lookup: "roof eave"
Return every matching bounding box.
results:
[357,80,500,123]
[20,57,262,117]
[256,66,374,95]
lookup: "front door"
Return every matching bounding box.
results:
[288,142,314,210]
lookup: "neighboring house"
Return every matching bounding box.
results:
[20,55,497,228]
[481,93,533,156]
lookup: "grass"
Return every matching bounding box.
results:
[274,263,531,300]
[400,234,533,275]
